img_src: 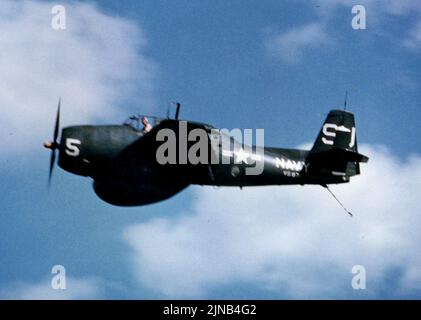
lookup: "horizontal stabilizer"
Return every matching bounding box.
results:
[308,147,369,163]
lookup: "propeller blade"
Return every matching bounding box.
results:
[53,98,61,143]
[46,98,61,188]
[48,149,56,188]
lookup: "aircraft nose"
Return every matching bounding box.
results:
[57,126,90,176]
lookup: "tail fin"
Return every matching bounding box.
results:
[308,110,368,177]
[311,110,357,153]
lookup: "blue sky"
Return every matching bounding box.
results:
[0,0,420,299]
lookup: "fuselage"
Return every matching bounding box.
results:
[56,119,349,206]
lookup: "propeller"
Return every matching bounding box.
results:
[43,98,61,187]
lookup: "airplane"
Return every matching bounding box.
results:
[44,100,368,214]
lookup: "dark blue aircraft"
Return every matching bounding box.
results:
[44,101,368,213]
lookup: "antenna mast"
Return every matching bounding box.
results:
[343,91,348,111]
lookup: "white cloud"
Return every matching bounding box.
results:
[265,23,330,63]
[0,0,155,155]
[0,276,104,300]
[315,0,421,49]
[316,0,421,16]
[404,21,421,50]
[123,144,421,298]
[270,0,421,62]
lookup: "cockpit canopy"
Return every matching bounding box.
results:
[123,115,164,132]
[123,114,215,135]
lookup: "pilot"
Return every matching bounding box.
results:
[142,116,152,133]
